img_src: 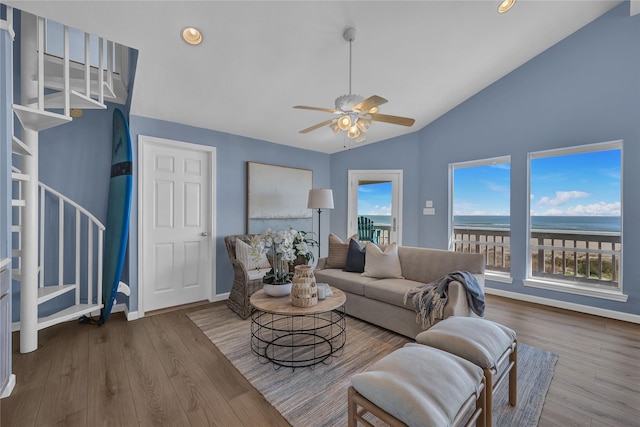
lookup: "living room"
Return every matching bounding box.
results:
[1,1,639,425]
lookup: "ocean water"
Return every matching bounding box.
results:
[361,215,621,232]
[454,215,620,232]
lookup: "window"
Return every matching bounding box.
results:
[527,141,623,298]
[450,156,511,278]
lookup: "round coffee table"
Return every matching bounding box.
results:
[250,287,346,370]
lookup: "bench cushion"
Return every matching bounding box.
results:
[351,344,483,427]
[416,317,516,368]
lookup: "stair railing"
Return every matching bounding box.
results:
[38,182,104,308]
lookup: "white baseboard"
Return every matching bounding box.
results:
[211,292,230,302]
[1,374,16,399]
[485,287,640,324]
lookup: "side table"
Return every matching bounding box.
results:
[250,287,346,370]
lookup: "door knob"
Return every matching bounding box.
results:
[201,232,209,237]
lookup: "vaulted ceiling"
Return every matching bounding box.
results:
[7,1,623,153]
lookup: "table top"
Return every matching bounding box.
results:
[250,287,346,315]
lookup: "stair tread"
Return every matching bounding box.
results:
[11,172,30,182]
[13,104,72,132]
[37,304,103,330]
[12,136,33,156]
[37,284,76,304]
[30,90,107,110]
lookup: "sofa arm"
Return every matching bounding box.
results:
[443,280,483,319]
[316,257,327,270]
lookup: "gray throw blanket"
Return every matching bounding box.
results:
[403,271,485,329]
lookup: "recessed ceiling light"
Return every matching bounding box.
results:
[498,0,516,13]
[181,27,203,45]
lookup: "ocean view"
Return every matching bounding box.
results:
[365,215,621,232]
[454,215,620,232]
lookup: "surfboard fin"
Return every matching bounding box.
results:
[117,281,131,296]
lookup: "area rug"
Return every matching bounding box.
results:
[188,304,558,427]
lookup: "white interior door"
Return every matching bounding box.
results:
[348,170,403,245]
[139,136,215,313]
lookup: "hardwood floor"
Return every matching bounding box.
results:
[2,295,639,426]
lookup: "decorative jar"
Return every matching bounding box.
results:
[290,265,318,307]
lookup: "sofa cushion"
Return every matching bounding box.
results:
[362,243,403,279]
[325,233,358,269]
[363,278,423,310]
[398,246,484,283]
[313,269,376,296]
[236,238,270,270]
[344,239,366,273]
[415,317,516,368]
[351,344,483,427]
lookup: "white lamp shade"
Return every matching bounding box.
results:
[307,189,334,209]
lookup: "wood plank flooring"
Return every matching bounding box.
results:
[2,295,639,426]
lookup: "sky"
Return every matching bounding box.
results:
[358,182,392,216]
[453,148,621,216]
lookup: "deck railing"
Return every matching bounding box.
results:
[453,227,621,289]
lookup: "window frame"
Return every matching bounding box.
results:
[525,140,626,301]
[448,155,512,282]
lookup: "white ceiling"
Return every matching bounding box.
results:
[6,1,622,154]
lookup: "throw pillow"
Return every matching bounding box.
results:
[362,242,403,279]
[236,239,270,270]
[343,239,366,273]
[325,233,358,269]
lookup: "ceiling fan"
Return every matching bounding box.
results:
[294,27,415,143]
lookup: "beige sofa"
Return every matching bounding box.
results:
[313,244,485,338]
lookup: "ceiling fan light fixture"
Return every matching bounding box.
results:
[338,115,352,131]
[356,118,371,132]
[498,0,516,13]
[330,122,340,133]
[347,125,361,139]
[369,107,378,114]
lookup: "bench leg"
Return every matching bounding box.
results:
[509,340,518,406]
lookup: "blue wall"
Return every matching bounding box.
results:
[127,116,331,313]
[330,4,640,315]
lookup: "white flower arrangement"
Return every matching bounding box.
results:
[250,228,317,284]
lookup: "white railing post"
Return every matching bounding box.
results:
[98,37,104,104]
[63,25,70,117]
[87,223,93,305]
[75,209,80,305]
[39,185,44,288]
[84,32,90,97]
[58,199,64,287]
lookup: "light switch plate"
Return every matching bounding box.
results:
[423,207,435,215]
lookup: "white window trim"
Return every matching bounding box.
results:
[526,139,623,296]
[448,155,512,279]
[524,278,628,302]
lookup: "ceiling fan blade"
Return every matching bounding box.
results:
[369,113,415,127]
[352,95,388,113]
[294,105,341,114]
[299,118,335,134]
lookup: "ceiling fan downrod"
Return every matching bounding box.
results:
[343,27,356,95]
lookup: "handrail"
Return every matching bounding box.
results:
[39,182,105,230]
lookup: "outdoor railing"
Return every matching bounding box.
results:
[452,227,621,289]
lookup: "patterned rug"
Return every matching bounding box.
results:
[188,304,558,426]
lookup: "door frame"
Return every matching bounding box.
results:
[347,169,403,246]
[137,135,216,317]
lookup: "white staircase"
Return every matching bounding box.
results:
[9,10,127,353]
